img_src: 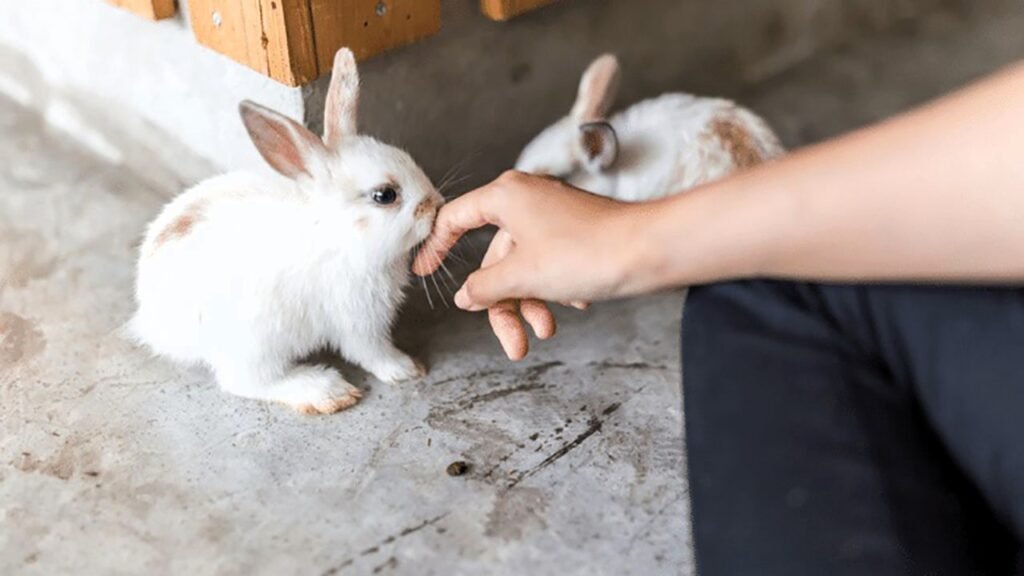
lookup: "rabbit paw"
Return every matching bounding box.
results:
[372,354,427,384]
[292,388,363,415]
[277,367,363,415]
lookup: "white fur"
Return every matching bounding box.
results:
[516,55,785,201]
[130,49,442,414]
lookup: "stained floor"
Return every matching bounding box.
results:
[3,4,1024,575]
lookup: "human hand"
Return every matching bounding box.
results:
[413,171,636,360]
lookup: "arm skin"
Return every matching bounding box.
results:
[413,61,1024,359]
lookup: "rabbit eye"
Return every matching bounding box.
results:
[372,186,399,205]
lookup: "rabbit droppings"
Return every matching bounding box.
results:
[130,49,444,415]
[516,54,785,201]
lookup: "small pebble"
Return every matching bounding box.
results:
[446,461,470,477]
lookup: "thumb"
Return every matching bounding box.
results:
[455,256,527,311]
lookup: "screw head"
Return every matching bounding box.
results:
[375,1,387,16]
[212,11,222,27]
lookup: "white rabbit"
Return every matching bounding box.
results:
[516,54,785,201]
[130,49,443,415]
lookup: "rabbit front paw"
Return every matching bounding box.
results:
[277,366,363,415]
[371,354,427,384]
[292,387,363,415]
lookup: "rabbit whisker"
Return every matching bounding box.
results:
[439,174,472,196]
[438,264,456,300]
[428,269,449,308]
[440,153,475,185]
[429,251,455,307]
[420,274,435,310]
[438,258,458,287]
[445,244,471,266]
[437,152,481,198]
[436,170,460,196]
[437,161,462,189]
[410,239,437,311]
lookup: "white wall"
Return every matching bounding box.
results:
[0,0,302,175]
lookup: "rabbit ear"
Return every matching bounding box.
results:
[570,54,620,122]
[577,121,619,171]
[239,100,327,180]
[323,48,360,146]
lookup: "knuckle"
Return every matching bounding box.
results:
[463,277,481,302]
[495,170,530,194]
[489,304,517,319]
[482,188,509,218]
[498,169,523,183]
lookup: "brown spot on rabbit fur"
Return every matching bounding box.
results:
[415,197,439,219]
[355,217,369,230]
[708,114,764,169]
[154,202,205,248]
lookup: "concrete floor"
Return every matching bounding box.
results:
[3,4,1024,575]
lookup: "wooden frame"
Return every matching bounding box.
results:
[480,0,559,21]
[107,0,177,20]
[188,0,441,86]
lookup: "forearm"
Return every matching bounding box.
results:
[625,61,1024,292]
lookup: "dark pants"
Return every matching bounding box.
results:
[682,281,1024,576]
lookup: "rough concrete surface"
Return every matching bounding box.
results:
[3,3,1024,576]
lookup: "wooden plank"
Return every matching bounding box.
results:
[260,0,320,85]
[189,0,440,86]
[189,0,269,77]
[189,0,319,86]
[107,0,176,20]
[308,0,441,65]
[480,0,559,21]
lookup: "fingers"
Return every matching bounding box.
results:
[487,298,555,361]
[413,179,508,276]
[480,230,551,359]
[481,229,514,268]
[520,299,556,339]
[454,255,524,310]
[454,229,524,310]
[489,300,528,361]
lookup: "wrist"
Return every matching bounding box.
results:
[605,200,668,297]
[620,178,787,293]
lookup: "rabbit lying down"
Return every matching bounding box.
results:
[130,49,443,415]
[516,54,785,201]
